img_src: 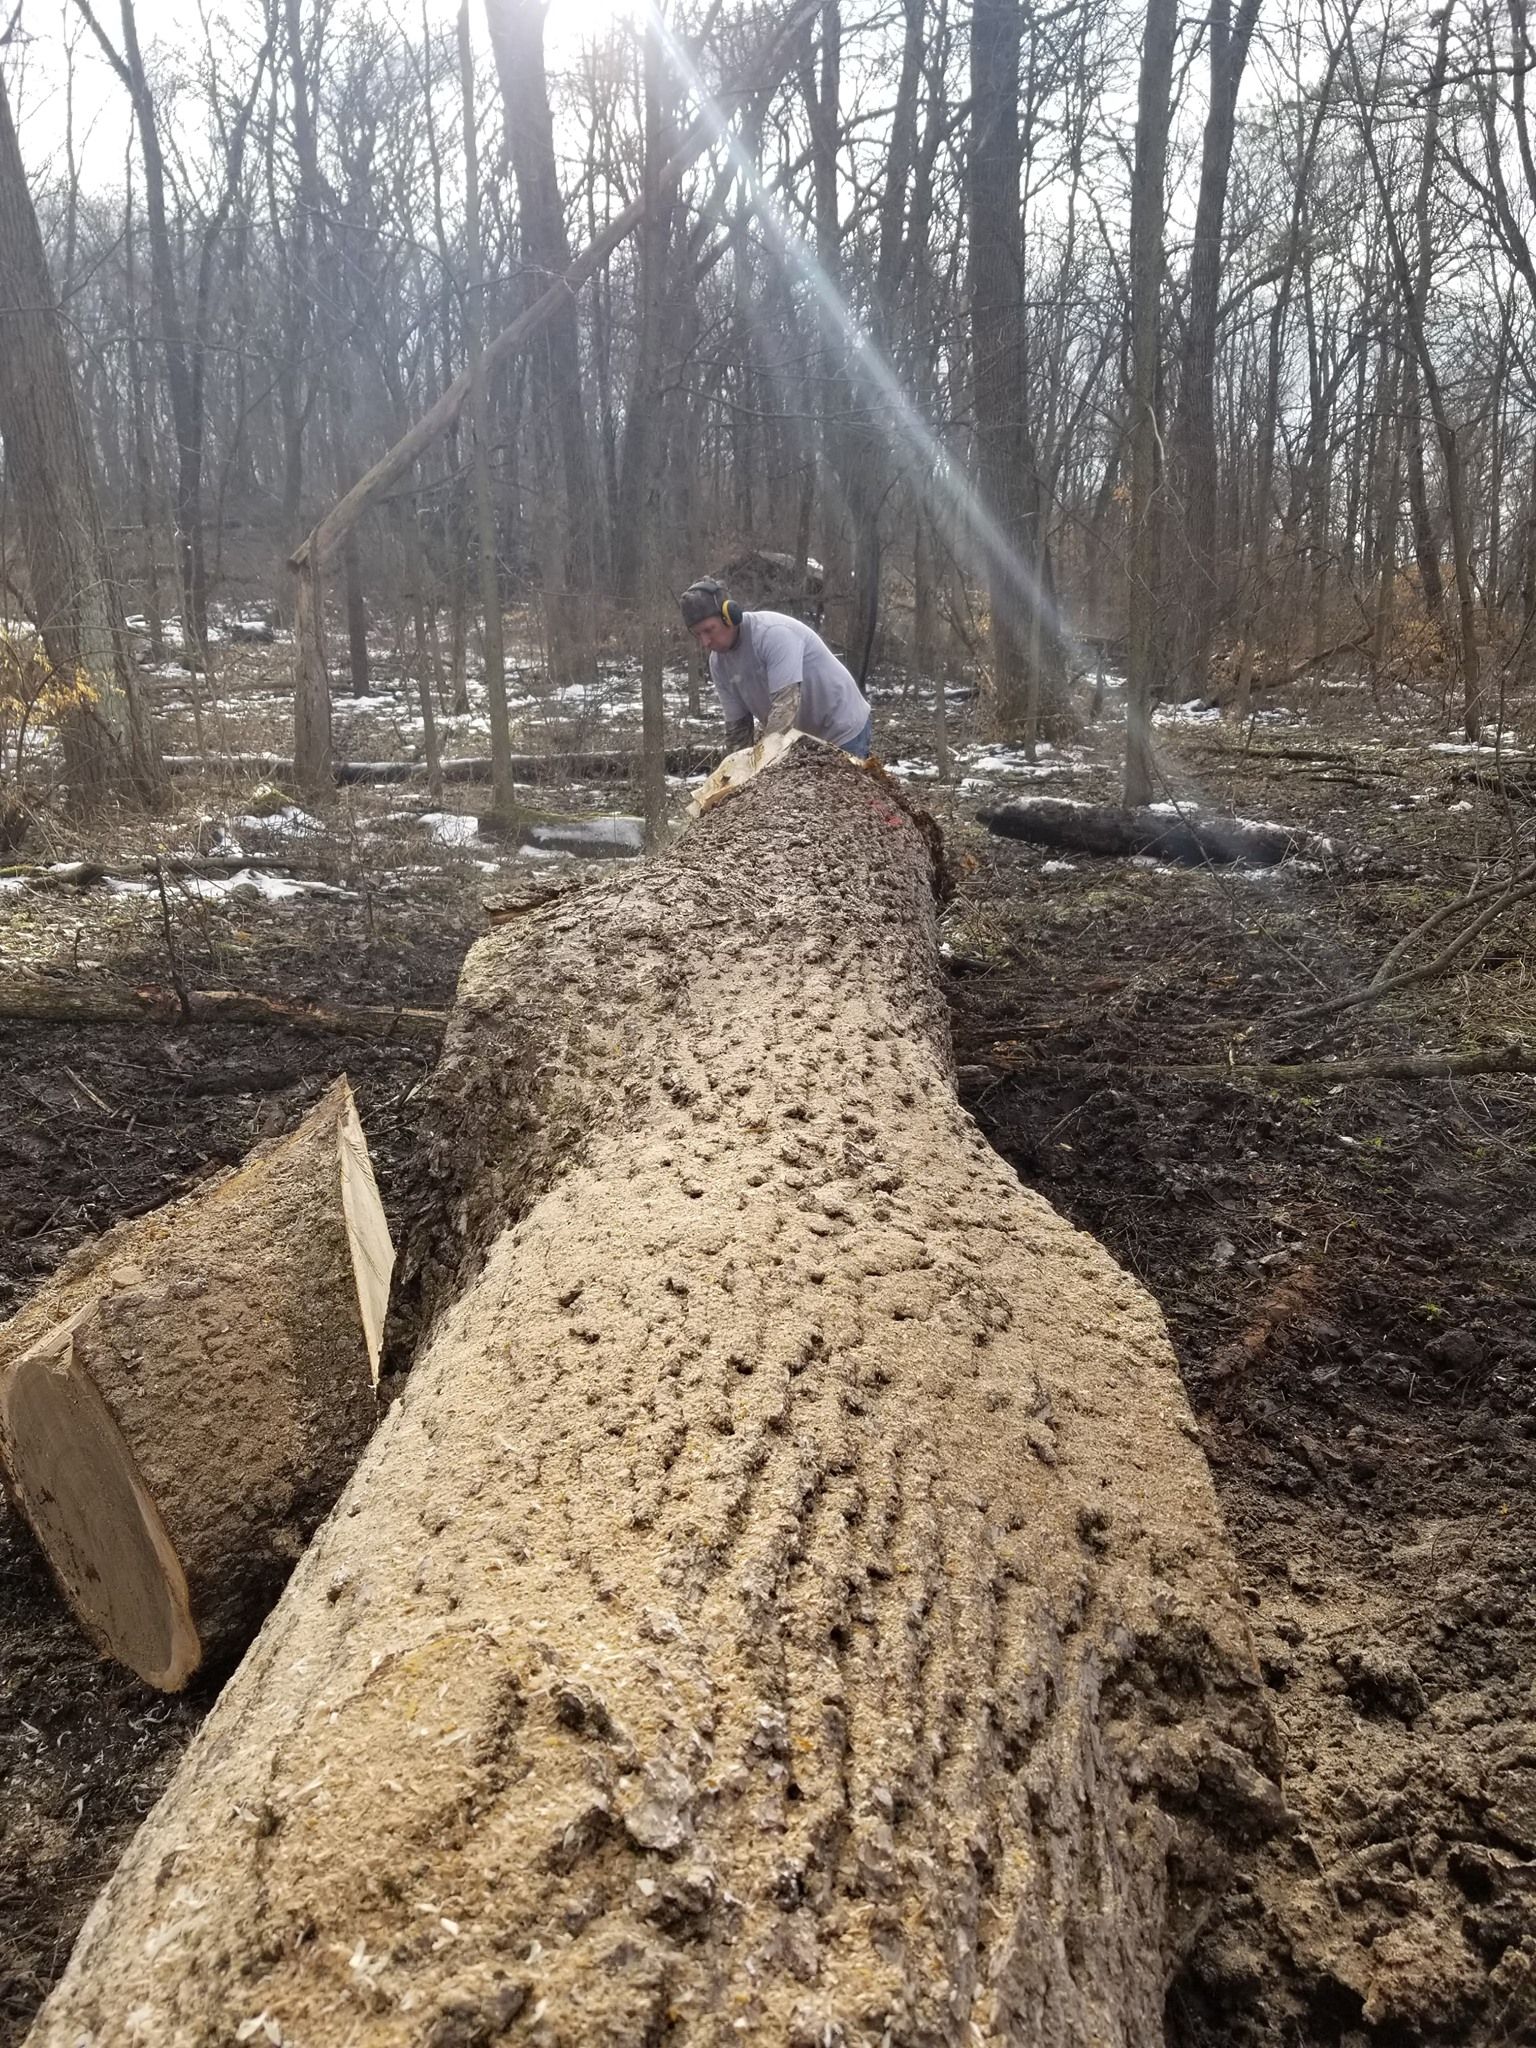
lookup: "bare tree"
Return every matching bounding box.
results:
[0,66,159,807]
[1124,0,1178,805]
[483,0,600,683]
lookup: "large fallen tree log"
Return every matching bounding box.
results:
[161,745,718,786]
[0,1080,389,1691]
[980,796,1310,867]
[32,749,1278,2044]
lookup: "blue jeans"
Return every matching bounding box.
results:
[843,714,873,759]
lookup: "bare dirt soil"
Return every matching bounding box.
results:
[3,658,1535,2043]
[941,708,1536,2045]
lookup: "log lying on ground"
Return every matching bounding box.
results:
[980,795,1309,866]
[160,745,717,787]
[973,1041,1536,1088]
[1452,763,1536,805]
[5,854,336,888]
[0,1079,390,1691]
[0,978,447,1044]
[33,749,1278,2045]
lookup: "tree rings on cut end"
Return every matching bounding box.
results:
[3,1315,200,1690]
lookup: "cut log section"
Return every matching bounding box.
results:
[0,1079,390,1692]
[32,750,1278,2045]
[979,795,1309,866]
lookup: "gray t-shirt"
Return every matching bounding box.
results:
[709,611,869,749]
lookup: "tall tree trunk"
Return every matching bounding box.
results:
[1402,352,1444,625]
[1125,0,1178,805]
[635,12,673,848]
[1347,7,1481,734]
[1370,323,1405,672]
[0,69,160,807]
[459,0,515,827]
[483,0,599,684]
[122,149,164,666]
[31,747,1279,2047]
[1169,0,1262,697]
[968,0,1054,744]
[84,0,208,655]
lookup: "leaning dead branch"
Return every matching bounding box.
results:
[1281,852,1536,1023]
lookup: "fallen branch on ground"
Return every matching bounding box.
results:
[973,1042,1536,1088]
[6,854,349,892]
[161,746,717,787]
[1280,853,1536,1023]
[1452,764,1536,806]
[1213,633,1374,701]
[0,979,447,1044]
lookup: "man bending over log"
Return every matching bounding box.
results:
[680,575,874,759]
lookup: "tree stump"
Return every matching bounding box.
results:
[0,1078,389,1691]
[31,750,1278,2045]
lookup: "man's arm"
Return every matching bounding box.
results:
[763,682,802,736]
[722,713,754,753]
[756,620,806,737]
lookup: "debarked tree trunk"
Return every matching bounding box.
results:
[32,748,1279,2047]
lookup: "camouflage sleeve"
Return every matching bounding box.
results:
[763,682,802,737]
[722,714,754,758]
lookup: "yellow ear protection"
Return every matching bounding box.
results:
[721,598,742,629]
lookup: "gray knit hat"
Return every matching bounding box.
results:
[679,577,728,628]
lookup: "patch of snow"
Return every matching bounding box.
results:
[229,806,323,838]
[1040,860,1078,875]
[418,812,482,847]
[1447,799,1474,813]
[1426,739,1528,758]
[182,868,351,903]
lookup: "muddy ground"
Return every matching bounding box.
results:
[2,655,1535,2043]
